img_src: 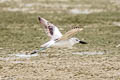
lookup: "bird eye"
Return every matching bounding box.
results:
[76,39,78,41]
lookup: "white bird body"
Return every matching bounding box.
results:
[38,17,87,49]
[51,40,74,48]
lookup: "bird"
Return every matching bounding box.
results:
[30,17,87,54]
[39,17,87,48]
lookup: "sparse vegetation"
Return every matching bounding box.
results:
[0,0,120,80]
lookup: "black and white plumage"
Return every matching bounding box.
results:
[38,17,87,49]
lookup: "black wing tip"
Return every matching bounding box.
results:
[30,50,38,54]
[71,24,84,29]
[38,16,41,20]
[72,26,80,29]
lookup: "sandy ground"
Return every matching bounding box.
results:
[0,0,120,80]
[0,49,120,80]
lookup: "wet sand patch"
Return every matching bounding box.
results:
[69,8,104,14]
[72,51,104,55]
[113,22,120,27]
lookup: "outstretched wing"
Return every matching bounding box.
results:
[38,17,63,40]
[58,27,83,41]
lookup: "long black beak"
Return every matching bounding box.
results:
[79,41,87,44]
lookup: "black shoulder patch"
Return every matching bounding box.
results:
[48,26,53,35]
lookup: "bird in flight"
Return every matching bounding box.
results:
[38,17,87,49]
[30,17,87,54]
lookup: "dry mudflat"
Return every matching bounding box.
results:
[0,0,120,80]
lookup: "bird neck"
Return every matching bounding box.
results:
[69,39,76,46]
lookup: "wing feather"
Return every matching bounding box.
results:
[38,17,62,40]
[58,27,83,41]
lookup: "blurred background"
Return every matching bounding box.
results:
[0,0,120,80]
[0,0,120,51]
